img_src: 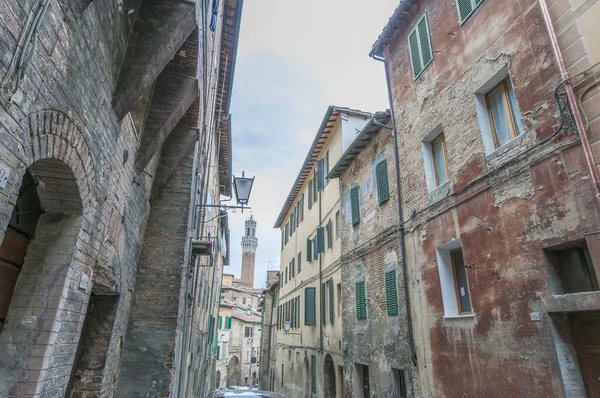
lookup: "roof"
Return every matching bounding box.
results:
[329,111,391,179]
[369,0,418,59]
[216,0,244,196]
[273,106,372,228]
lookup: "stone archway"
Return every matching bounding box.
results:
[226,356,241,387]
[0,110,97,397]
[303,356,310,397]
[324,354,336,398]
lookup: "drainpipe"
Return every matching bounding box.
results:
[319,189,323,351]
[539,0,600,199]
[372,54,418,366]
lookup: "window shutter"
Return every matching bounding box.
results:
[317,227,325,253]
[219,316,223,329]
[311,355,317,395]
[408,29,422,78]
[418,16,433,68]
[321,283,326,325]
[297,297,300,328]
[216,345,220,360]
[291,298,295,328]
[307,238,312,262]
[327,219,333,248]
[456,0,474,24]
[350,187,360,225]
[317,158,325,191]
[385,269,399,315]
[376,160,390,204]
[300,194,304,220]
[308,180,313,209]
[305,287,316,326]
[298,252,302,273]
[356,281,367,319]
[328,280,334,323]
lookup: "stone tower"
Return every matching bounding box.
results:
[240,216,258,287]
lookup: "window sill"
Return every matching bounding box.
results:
[443,313,475,320]
[484,133,525,162]
[427,180,451,205]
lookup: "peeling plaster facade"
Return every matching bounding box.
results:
[373,0,600,397]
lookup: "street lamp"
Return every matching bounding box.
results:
[233,172,254,207]
[283,321,302,344]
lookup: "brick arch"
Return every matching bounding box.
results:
[23,109,96,207]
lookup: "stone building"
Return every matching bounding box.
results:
[329,110,413,397]
[273,106,371,398]
[370,0,600,397]
[259,277,279,391]
[0,0,243,396]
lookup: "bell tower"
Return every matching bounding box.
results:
[240,215,258,287]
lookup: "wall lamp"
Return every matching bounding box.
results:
[283,321,303,345]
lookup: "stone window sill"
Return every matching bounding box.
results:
[443,313,475,320]
[485,133,525,162]
[427,180,451,205]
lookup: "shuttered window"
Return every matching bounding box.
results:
[308,180,313,209]
[385,269,399,315]
[321,283,326,325]
[376,160,390,204]
[307,238,312,262]
[456,0,485,25]
[297,252,302,273]
[216,345,220,360]
[311,355,317,395]
[328,279,334,323]
[317,227,325,254]
[300,194,304,221]
[356,280,367,319]
[350,187,360,225]
[408,14,433,80]
[317,158,325,191]
[218,316,223,329]
[305,287,316,326]
[296,297,300,328]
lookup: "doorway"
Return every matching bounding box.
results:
[354,363,370,398]
[570,312,600,397]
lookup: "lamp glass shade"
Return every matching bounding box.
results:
[283,320,291,332]
[233,175,254,205]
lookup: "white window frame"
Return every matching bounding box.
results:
[436,238,474,318]
[421,124,449,192]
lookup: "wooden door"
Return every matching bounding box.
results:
[0,227,29,330]
[570,312,600,397]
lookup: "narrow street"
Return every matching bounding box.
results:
[0,1,599,397]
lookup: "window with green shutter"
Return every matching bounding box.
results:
[311,355,317,395]
[219,316,223,329]
[456,0,484,25]
[216,345,220,360]
[385,269,399,315]
[307,238,312,262]
[350,187,360,225]
[317,158,325,191]
[376,160,390,204]
[328,279,334,323]
[305,287,316,326]
[298,252,302,273]
[308,180,313,209]
[321,283,326,325]
[226,316,232,329]
[408,14,433,80]
[317,227,325,253]
[356,280,367,319]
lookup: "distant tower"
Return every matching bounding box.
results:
[240,216,258,287]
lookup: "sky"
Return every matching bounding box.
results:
[226,0,399,288]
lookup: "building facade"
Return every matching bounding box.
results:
[259,278,279,392]
[273,106,371,398]
[329,111,413,398]
[371,0,600,397]
[0,0,242,396]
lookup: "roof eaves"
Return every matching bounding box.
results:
[369,0,418,59]
[273,106,372,228]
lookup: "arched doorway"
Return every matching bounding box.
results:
[0,157,88,396]
[252,371,257,386]
[226,356,241,387]
[303,356,310,396]
[216,370,221,388]
[324,354,336,398]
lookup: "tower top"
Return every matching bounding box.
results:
[241,216,258,254]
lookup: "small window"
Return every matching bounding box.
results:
[545,242,599,294]
[355,280,367,319]
[456,0,485,25]
[350,187,360,225]
[242,298,246,305]
[392,368,408,398]
[485,78,520,149]
[335,211,341,239]
[408,14,433,80]
[436,240,473,317]
[385,269,399,316]
[451,249,472,314]
[336,283,342,316]
[376,160,390,205]
[431,133,449,187]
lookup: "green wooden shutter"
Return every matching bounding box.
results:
[356,281,367,319]
[317,158,325,191]
[317,227,325,253]
[385,269,399,315]
[418,16,433,68]
[321,283,326,325]
[350,187,360,225]
[308,180,313,209]
[311,355,317,395]
[376,160,390,204]
[216,345,220,360]
[219,316,223,329]
[226,316,232,329]
[456,0,483,24]
[408,29,422,78]
[328,280,334,323]
[307,238,312,262]
[305,287,316,326]
[327,219,333,248]
[408,14,433,79]
[298,252,302,273]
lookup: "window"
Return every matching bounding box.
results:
[545,243,598,294]
[281,230,284,251]
[307,238,312,262]
[242,298,246,305]
[350,187,360,225]
[216,345,220,360]
[356,280,367,319]
[327,218,333,248]
[281,365,284,388]
[313,170,318,202]
[311,355,317,395]
[209,0,219,31]
[305,287,316,326]
[337,283,342,316]
[245,326,253,337]
[328,279,334,323]
[335,211,341,239]
[325,150,330,185]
[219,316,223,329]
[392,368,408,398]
[291,258,295,277]
[321,283,326,325]
[376,160,390,204]
[317,158,325,191]
[408,14,433,79]
[456,0,484,25]
[436,240,473,317]
[297,252,302,273]
[308,180,313,209]
[485,78,521,149]
[225,316,232,329]
[385,269,399,316]
[300,194,304,221]
[431,133,449,187]
[285,267,288,283]
[284,223,289,244]
[317,227,325,254]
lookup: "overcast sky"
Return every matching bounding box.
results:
[226,0,399,288]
